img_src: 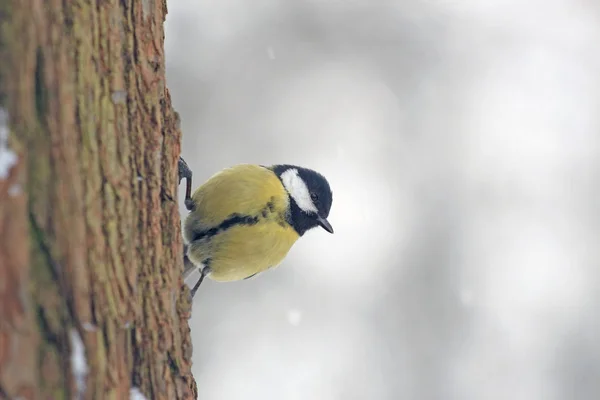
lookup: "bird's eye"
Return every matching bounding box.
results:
[310,192,319,202]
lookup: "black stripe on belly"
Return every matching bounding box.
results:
[191,213,260,242]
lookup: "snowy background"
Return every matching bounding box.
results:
[166,1,600,399]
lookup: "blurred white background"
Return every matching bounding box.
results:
[166,1,600,399]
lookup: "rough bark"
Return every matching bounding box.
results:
[0,0,196,399]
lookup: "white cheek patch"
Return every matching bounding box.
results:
[280,168,318,213]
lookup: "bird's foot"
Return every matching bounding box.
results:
[178,157,195,211]
[190,266,211,299]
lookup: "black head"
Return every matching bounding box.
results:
[271,164,334,236]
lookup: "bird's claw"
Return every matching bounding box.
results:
[178,157,194,210]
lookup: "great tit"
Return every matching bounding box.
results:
[178,158,334,298]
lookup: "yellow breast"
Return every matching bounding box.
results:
[184,164,301,281]
[200,220,299,281]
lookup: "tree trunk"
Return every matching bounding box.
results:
[0,0,197,399]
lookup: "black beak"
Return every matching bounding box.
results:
[317,216,334,234]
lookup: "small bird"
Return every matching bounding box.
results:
[178,158,334,298]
